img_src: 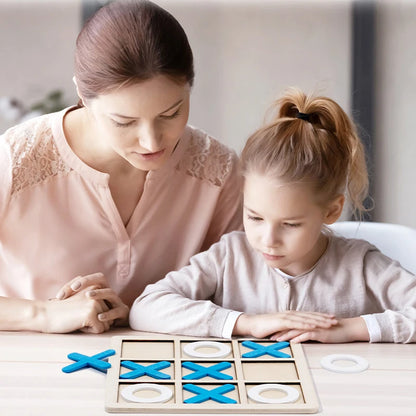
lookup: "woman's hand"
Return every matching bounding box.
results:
[269,317,370,343]
[85,287,129,326]
[56,272,108,300]
[55,273,129,327]
[233,311,338,339]
[42,287,112,334]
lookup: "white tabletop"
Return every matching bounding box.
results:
[0,328,415,416]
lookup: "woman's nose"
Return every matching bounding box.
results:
[137,122,160,152]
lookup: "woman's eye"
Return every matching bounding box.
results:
[160,109,181,120]
[112,120,135,128]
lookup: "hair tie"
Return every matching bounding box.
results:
[296,112,311,122]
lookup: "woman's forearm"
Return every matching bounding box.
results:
[0,296,46,332]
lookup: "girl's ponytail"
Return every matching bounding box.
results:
[241,88,369,217]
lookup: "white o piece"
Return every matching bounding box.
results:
[248,383,300,404]
[320,354,369,373]
[121,383,173,403]
[183,341,231,358]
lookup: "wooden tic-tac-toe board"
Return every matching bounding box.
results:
[105,336,319,414]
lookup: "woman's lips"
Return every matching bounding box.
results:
[135,149,165,161]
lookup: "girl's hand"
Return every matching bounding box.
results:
[233,311,338,339]
[269,317,370,343]
[43,287,111,334]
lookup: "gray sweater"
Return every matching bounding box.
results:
[130,231,416,343]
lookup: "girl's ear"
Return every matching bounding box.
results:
[324,194,345,225]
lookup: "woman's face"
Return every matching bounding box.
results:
[86,75,190,171]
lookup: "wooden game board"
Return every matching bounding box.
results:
[105,335,319,413]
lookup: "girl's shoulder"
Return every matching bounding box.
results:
[328,234,377,259]
[175,125,238,187]
[328,232,415,277]
[326,233,402,273]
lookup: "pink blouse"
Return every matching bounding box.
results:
[0,108,242,306]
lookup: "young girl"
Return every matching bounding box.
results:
[129,88,416,344]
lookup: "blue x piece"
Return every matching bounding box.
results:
[62,349,115,374]
[120,360,171,380]
[183,383,237,404]
[182,361,233,380]
[241,340,291,358]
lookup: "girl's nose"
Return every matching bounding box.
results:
[262,225,280,247]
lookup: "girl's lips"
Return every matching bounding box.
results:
[262,253,284,261]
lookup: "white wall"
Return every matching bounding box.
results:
[0,0,414,227]
[158,0,351,152]
[0,0,351,149]
[374,0,416,227]
[0,0,80,132]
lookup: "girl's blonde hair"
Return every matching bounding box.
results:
[240,88,369,217]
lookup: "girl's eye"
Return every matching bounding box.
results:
[160,109,181,120]
[284,223,301,228]
[247,215,263,222]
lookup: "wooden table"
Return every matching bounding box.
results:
[0,329,415,415]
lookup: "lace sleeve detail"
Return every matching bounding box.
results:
[4,115,72,197]
[175,129,236,187]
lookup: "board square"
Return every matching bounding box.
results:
[119,360,174,380]
[182,361,236,381]
[245,382,305,405]
[242,361,298,382]
[181,341,234,360]
[121,340,174,360]
[239,341,292,360]
[118,382,176,405]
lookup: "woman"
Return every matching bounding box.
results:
[0,0,242,333]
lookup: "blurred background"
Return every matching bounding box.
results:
[0,0,415,227]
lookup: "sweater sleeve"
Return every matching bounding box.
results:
[361,250,416,343]
[129,236,237,338]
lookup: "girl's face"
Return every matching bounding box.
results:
[86,75,190,171]
[243,173,342,276]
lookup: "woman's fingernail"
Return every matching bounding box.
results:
[56,290,64,299]
[98,313,105,321]
[87,290,96,297]
[71,281,81,291]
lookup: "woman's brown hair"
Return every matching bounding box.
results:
[240,88,369,217]
[74,0,194,101]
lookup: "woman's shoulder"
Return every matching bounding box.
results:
[2,111,61,157]
[1,110,71,195]
[175,125,238,187]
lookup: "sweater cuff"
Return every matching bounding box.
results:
[361,314,382,343]
[221,311,243,339]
